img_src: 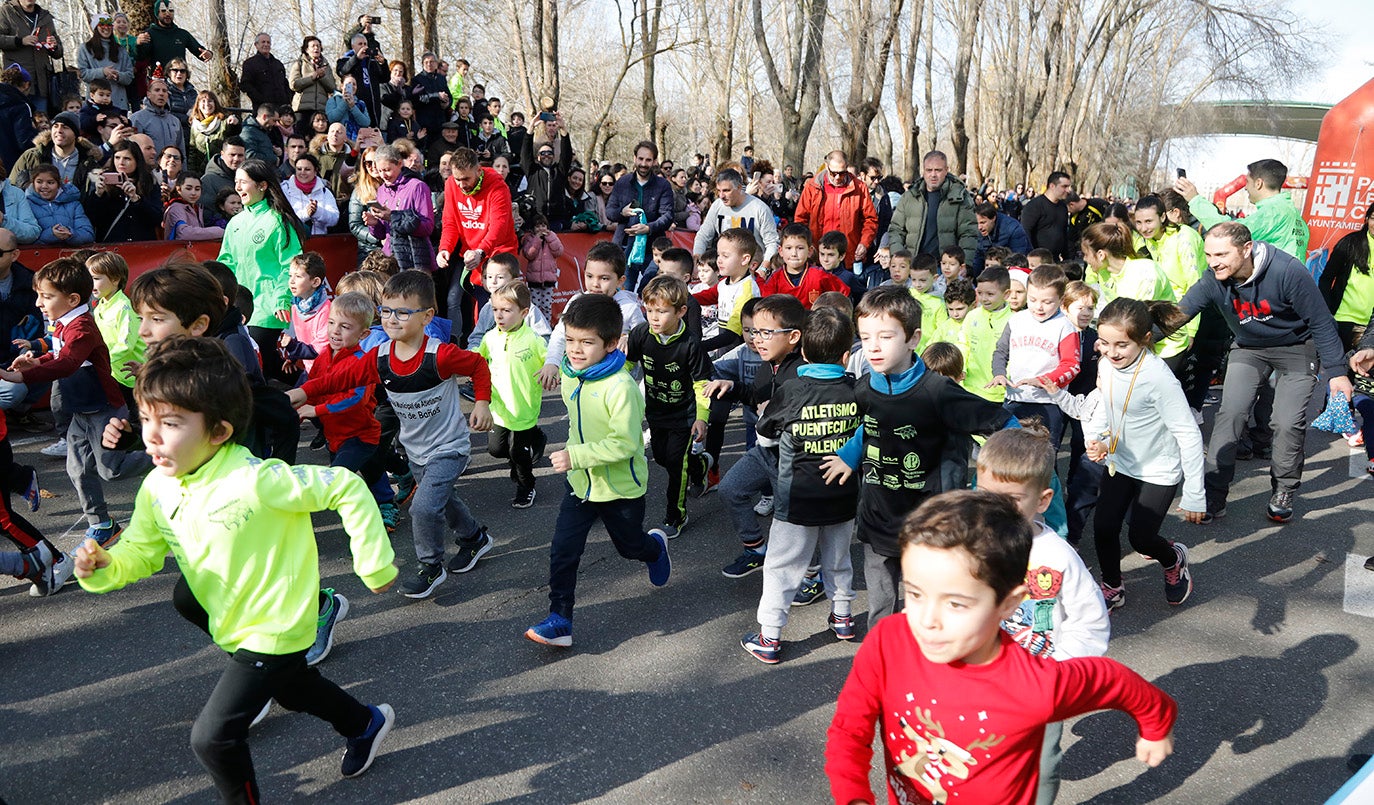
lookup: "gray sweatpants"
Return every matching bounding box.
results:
[863,544,903,631]
[408,452,481,565]
[757,518,856,638]
[1204,342,1318,511]
[67,406,151,527]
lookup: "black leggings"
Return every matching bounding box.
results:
[0,438,46,554]
[1093,471,1179,587]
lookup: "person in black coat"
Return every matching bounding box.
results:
[518,112,573,230]
[334,32,387,130]
[0,67,37,174]
[86,140,160,241]
[1317,205,1374,350]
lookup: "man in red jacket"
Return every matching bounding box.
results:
[792,150,879,266]
[437,147,519,332]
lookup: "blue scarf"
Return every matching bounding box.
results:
[293,285,328,316]
[561,350,626,399]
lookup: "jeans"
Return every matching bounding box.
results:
[1065,454,1103,547]
[408,453,481,565]
[719,445,778,548]
[1205,343,1318,510]
[0,379,48,412]
[757,519,856,636]
[1005,400,1065,449]
[192,648,372,804]
[1094,471,1179,588]
[546,486,661,619]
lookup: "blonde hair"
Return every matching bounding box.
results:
[86,251,129,288]
[1062,280,1098,309]
[331,291,375,326]
[336,270,386,304]
[976,423,1054,492]
[491,280,531,311]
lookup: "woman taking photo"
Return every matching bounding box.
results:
[217,158,308,383]
[87,140,160,242]
[348,146,384,266]
[281,152,339,235]
[290,36,335,140]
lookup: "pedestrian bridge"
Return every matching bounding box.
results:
[1173,101,1332,143]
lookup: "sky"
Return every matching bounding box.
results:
[1175,0,1372,192]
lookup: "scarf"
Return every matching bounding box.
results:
[294,176,318,195]
[293,285,328,315]
[561,349,626,399]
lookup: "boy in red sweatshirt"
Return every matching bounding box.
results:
[826,490,1176,805]
[759,223,850,308]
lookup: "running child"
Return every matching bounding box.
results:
[627,274,713,537]
[293,270,496,600]
[1085,298,1204,610]
[692,227,761,351]
[538,241,647,390]
[760,223,850,307]
[75,337,399,803]
[962,265,1014,402]
[87,252,144,411]
[991,265,1080,446]
[478,280,548,509]
[700,297,766,495]
[465,253,552,349]
[524,293,671,648]
[909,254,947,353]
[938,244,967,291]
[1007,265,1030,312]
[825,490,1175,805]
[883,249,913,288]
[818,230,864,299]
[280,251,331,377]
[741,307,861,664]
[933,277,974,346]
[977,427,1111,805]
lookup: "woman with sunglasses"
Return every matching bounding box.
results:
[78,14,133,112]
[592,170,616,230]
[347,146,384,266]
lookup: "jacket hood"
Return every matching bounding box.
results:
[206,155,234,179]
[26,181,81,205]
[140,98,171,115]
[27,129,103,160]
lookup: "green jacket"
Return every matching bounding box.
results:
[479,321,547,431]
[912,288,949,356]
[887,175,979,256]
[961,303,1013,401]
[1189,191,1309,260]
[93,289,144,388]
[1093,258,1189,358]
[80,444,397,655]
[562,365,649,502]
[217,198,302,329]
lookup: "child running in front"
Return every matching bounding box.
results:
[86,252,144,411]
[478,280,548,509]
[1084,297,1205,610]
[825,490,1175,805]
[74,337,399,803]
[741,307,861,664]
[976,427,1110,805]
[525,293,671,648]
[292,270,496,600]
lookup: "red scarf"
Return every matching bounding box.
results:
[294,176,317,195]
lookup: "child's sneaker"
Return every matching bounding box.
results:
[1366,459,1374,477]
[740,633,781,664]
[1100,581,1126,611]
[1266,490,1295,523]
[448,527,494,573]
[1346,430,1365,448]
[828,612,856,640]
[378,502,400,532]
[792,574,824,606]
[658,515,687,540]
[753,495,774,517]
[525,612,573,647]
[392,471,416,505]
[512,486,536,509]
[399,561,446,599]
[646,530,671,586]
[722,549,765,578]
[458,382,476,402]
[22,468,39,512]
[307,589,350,666]
[40,438,67,457]
[1163,542,1193,606]
[689,455,717,497]
[24,543,72,597]
[1197,507,1226,525]
[85,521,122,549]
[341,703,394,778]
[703,466,721,495]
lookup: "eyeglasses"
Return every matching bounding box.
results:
[538,151,554,158]
[163,154,182,161]
[0,247,19,257]
[377,305,429,322]
[744,327,797,340]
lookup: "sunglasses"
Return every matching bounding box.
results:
[599,180,614,186]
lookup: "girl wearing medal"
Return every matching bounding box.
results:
[1085,297,1205,611]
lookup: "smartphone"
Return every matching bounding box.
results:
[102,171,121,185]
[1176,168,1187,179]
[368,15,382,23]
[537,111,556,122]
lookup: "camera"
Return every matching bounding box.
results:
[537,111,556,122]
[368,15,382,23]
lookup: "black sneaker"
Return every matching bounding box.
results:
[1163,543,1193,606]
[310,429,327,451]
[448,528,494,573]
[722,549,765,578]
[341,704,395,778]
[1198,507,1226,525]
[459,382,476,402]
[512,486,536,509]
[792,575,824,607]
[399,561,446,599]
[1266,490,1295,523]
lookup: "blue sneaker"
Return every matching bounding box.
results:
[22,468,39,512]
[722,549,765,579]
[646,530,671,586]
[392,471,416,506]
[341,703,394,778]
[792,574,824,607]
[828,612,856,640]
[378,502,399,532]
[741,633,781,664]
[525,612,573,647]
[85,521,122,549]
[307,589,349,666]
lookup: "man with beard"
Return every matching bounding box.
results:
[607,140,674,289]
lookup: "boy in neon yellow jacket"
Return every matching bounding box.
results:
[75,337,398,802]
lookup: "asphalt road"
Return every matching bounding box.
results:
[1,393,1371,804]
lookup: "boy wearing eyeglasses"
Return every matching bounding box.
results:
[293,270,495,601]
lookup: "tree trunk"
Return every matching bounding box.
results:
[422,0,440,55]
[750,0,828,172]
[399,0,415,71]
[539,0,560,107]
[948,0,983,172]
[638,0,662,147]
[205,0,236,103]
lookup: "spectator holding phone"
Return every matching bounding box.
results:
[136,0,212,67]
[335,33,385,131]
[290,36,335,140]
[366,143,434,271]
[87,140,160,242]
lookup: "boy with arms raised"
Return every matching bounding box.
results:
[825,490,1173,805]
[821,287,1013,627]
[627,275,713,537]
[293,270,495,600]
[741,307,861,664]
[76,337,399,803]
[525,293,671,648]
[538,242,647,390]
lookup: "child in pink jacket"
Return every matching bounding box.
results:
[279,252,332,379]
[520,213,563,321]
[162,175,226,241]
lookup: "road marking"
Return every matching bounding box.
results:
[1343,554,1374,617]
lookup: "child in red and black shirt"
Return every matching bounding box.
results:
[759,224,850,308]
[826,490,1176,805]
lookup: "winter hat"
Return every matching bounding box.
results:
[5,64,31,84]
[51,111,81,133]
[1008,266,1031,288]
[91,13,114,30]
[154,0,173,14]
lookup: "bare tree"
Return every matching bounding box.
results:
[819,0,904,163]
[750,0,828,170]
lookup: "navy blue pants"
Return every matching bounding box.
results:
[547,486,661,619]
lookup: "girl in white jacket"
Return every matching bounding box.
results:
[1085,297,1204,611]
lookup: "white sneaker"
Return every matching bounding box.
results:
[1192,408,1204,426]
[754,496,774,517]
[28,548,73,597]
[40,438,67,458]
